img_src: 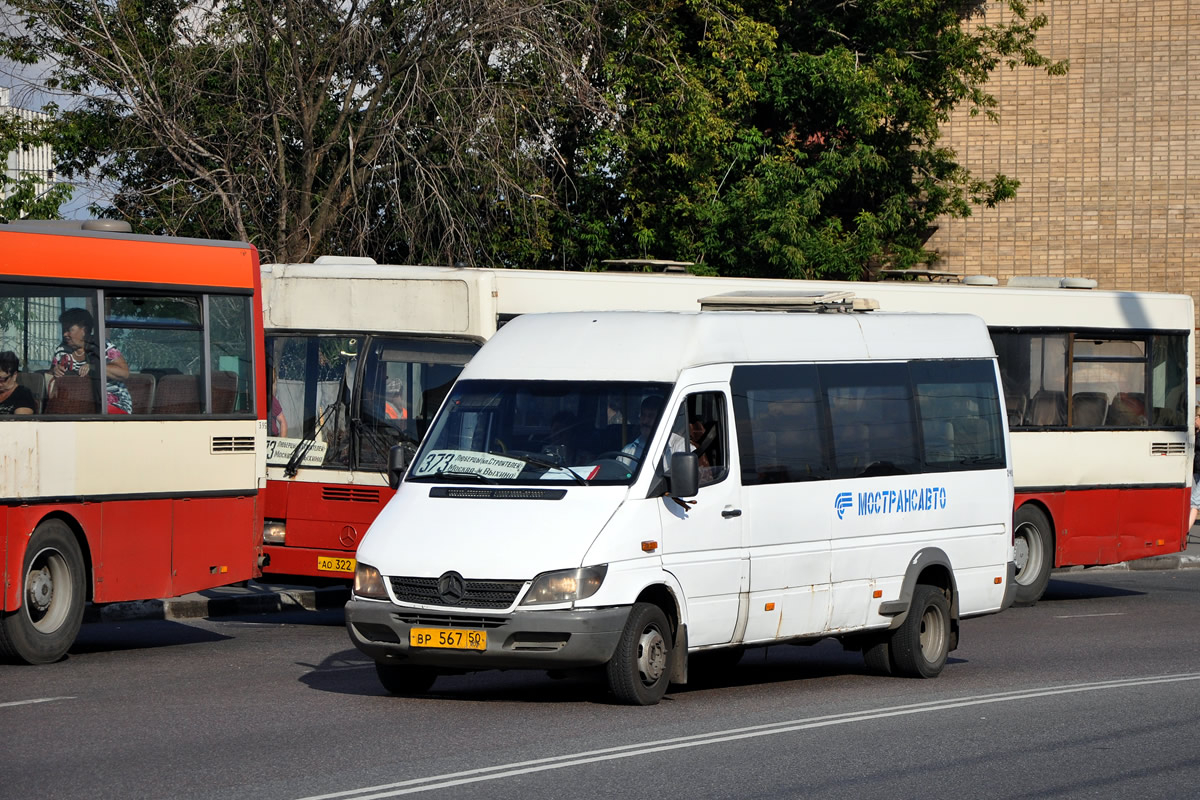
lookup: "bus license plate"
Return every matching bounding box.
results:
[410,628,486,651]
[316,556,356,573]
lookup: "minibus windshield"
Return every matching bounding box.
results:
[406,379,674,486]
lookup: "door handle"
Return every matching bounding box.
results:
[722,508,742,518]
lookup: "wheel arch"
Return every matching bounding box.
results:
[1015,498,1057,553]
[33,512,94,605]
[878,547,960,636]
[4,510,95,612]
[633,582,688,684]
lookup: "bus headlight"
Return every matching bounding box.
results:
[354,562,389,600]
[520,566,607,606]
[263,520,286,545]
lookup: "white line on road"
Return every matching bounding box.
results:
[0,696,75,708]
[1053,612,1127,619]
[293,672,1200,800]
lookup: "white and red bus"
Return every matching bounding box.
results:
[260,260,1193,605]
[0,220,266,664]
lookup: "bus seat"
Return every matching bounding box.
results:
[1026,390,1065,426]
[1004,393,1027,428]
[44,374,97,415]
[1105,391,1146,427]
[17,371,47,414]
[1071,391,1108,428]
[212,370,238,413]
[124,373,156,415]
[154,374,202,414]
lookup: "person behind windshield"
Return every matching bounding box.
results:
[619,395,685,469]
[50,308,132,414]
[0,351,35,415]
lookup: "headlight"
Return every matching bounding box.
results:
[520,566,608,606]
[262,520,286,545]
[354,562,389,600]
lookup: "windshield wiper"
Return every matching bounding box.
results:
[285,398,342,477]
[428,469,497,485]
[494,451,588,486]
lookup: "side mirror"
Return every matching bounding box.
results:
[669,451,700,498]
[387,443,412,490]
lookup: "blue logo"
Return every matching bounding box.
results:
[834,492,853,519]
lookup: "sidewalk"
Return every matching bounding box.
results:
[86,530,1200,625]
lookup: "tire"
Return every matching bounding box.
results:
[606,602,673,706]
[0,519,87,665]
[1012,505,1054,606]
[862,637,892,676]
[375,662,438,696]
[888,584,951,679]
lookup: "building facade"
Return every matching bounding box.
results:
[1,86,55,207]
[929,0,1199,312]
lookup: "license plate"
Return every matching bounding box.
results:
[410,627,487,650]
[316,556,356,573]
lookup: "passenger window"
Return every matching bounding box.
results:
[732,364,826,485]
[911,360,1006,470]
[822,363,918,478]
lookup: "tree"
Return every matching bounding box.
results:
[0,0,607,264]
[544,0,1067,278]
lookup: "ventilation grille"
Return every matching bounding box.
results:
[322,486,382,503]
[1151,442,1187,456]
[211,436,255,454]
[429,487,567,500]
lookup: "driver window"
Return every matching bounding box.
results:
[668,391,729,487]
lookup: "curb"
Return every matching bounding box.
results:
[1088,554,1200,572]
[84,583,351,624]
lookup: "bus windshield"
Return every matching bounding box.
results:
[408,379,673,486]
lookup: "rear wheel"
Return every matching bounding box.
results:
[889,584,951,679]
[0,519,86,665]
[606,603,673,705]
[1013,505,1054,606]
[375,662,438,696]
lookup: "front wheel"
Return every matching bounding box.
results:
[0,519,87,665]
[1012,505,1054,606]
[606,603,673,705]
[888,584,951,679]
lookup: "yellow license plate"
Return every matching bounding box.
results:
[317,556,356,573]
[410,627,487,651]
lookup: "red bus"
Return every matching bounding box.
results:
[0,220,266,664]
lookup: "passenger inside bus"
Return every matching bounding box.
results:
[0,351,35,415]
[49,308,132,414]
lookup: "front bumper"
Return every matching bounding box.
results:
[345,598,632,670]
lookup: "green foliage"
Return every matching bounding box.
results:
[0,110,73,220]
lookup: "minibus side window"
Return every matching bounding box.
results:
[821,362,918,479]
[666,391,729,487]
[911,359,1006,471]
[731,364,827,485]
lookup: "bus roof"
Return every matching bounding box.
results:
[459,310,996,383]
[1,225,259,290]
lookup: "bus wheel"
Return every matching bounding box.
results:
[889,584,950,679]
[1013,505,1053,606]
[0,519,86,665]
[375,662,437,696]
[606,602,672,705]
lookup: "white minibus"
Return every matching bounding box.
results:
[345,300,1017,704]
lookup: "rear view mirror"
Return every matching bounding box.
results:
[669,451,700,498]
[387,444,412,490]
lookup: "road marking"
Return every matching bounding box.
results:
[1054,612,1126,619]
[0,696,75,708]
[294,672,1200,800]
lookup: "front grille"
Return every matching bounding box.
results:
[390,575,524,609]
[390,612,511,629]
[323,486,381,503]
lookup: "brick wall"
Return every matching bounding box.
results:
[929,0,1200,311]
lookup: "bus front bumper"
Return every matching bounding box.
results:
[345,598,631,670]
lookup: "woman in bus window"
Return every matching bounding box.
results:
[50,308,132,414]
[0,351,35,415]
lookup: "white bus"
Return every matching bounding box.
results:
[345,302,1016,704]
[260,260,1192,605]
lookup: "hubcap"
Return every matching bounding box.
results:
[919,605,946,660]
[636,626,668,685]
[1014,521,1043,586]
[24,548,72,633]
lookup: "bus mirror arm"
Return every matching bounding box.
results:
[388,444,411,490]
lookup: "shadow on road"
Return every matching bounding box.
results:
[69,618,230,656]
[1039,576,1145,603]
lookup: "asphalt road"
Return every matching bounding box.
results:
[3,569,1199,800]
